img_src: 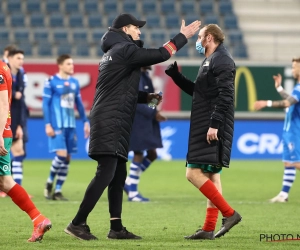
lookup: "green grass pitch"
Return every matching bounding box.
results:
[1,160,300,249]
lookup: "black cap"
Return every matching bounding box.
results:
[112,13,146,29]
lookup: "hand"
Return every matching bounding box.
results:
[254,100,267,111]
[15,125,23,139]
[156,111,167,122]
[0,136,8,156]
[147,93,162,105]
[45,124,55,137]
[180,20,201,39]
[165,61,179,77]
[273,74,282,88]
[84,122,90,139]
[15,91,22,100]
[207,127,218,144]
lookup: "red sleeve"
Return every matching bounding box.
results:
[0,69,8,91]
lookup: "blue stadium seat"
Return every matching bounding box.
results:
[122,0,137,13]
[232,43,248,58]
[228,30,243,45]
[33,29,49,43]
[185,14,199,26]
[14,28,30,42]
[103,0,118,13]
[88,14,103,28]
[65,0,80,13]
[83,0,99,14]
[219,0,233,15]
[18,42,33,56]
[10,13,25,27]
[145,13,160,28]
[150,29,166,47]
[69,14,84,28]
[161,0,176,14]
[176,46,189,57]
[181,0,196,14]
[45,0,61,13]
[30,13,45,28]
[0,14,6,27]
[200,0,214,14]
[75,42,90,57]
[204,15,219,25]
[92,29,107,43]
[0,29,10,44]
[7,0,22,13]
[37,42,53,56]
[141,0,157,13]
[165,14,179,28]
[57,43,72,55]
[224,15,238,29]
[49,13,64,27]
[72,29,88,43]
[26,0,42,13]
[53,29,69,43]
[107,14,117,28]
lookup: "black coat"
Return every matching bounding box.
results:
[10,68,28,141]
[129,71,163,152]
[88,28,187,161]
[167,44,235,167]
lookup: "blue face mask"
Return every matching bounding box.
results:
[196,41,205,55]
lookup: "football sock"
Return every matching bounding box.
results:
[11,155,25,185]
[199,180,234,217]
[140,157,151,172]
[47,156,65,183]
[128,162,141,198]
[110,219,123,231]
[55,160,69,193]
[202,208,219,231]
[280,166,296,197]
[7,184,43,225]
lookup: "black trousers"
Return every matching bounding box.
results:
[72,155,127,224]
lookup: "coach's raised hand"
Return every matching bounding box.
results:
[180,20,201,39]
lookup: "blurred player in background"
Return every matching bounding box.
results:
[124,66,166,202]
[254,57,300,203]
[0,59,51,242]
[165,24,241,240]
[43,54,90,201]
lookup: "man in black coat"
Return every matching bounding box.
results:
[124,66,166,202]
[165,24,241,240]
[64,13,200,240]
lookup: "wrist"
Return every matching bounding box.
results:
[276,86,283,92]
[267,100,273,107]
[45,123,52,127]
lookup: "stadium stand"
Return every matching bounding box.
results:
[0,0,247,59]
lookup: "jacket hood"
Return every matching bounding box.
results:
[100,28,131,53]
[101,28,143,53]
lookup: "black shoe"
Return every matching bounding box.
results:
[107,227,142,240]
[44,183,53,199]
[52,192,68,201]
[215,211,242,238]
[184,229,215,240]
[64,222,98,240]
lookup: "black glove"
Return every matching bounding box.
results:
[165,61,179,77]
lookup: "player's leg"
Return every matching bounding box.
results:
[269,138,299,203]
[0,138,51,242]
[107,158,141,239]
[185,166,241,239]
[10,138,25,186]
[64,155,118,240]
[44,130,67,199]
[126,151,150,201]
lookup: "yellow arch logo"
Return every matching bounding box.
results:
[235,67,257,111]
